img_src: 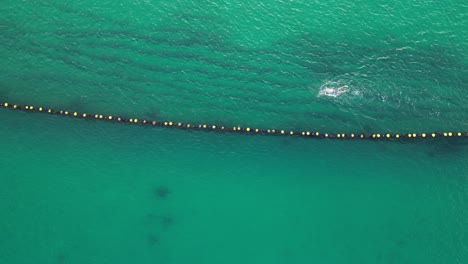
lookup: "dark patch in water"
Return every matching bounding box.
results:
[426,138,467,158]
[153,186,171,199]
[56,253,66,264]
[145,213,174,228]
[147,234,159,246]
[161,215,174,227]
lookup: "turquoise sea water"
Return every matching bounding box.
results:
[1,1,467,263]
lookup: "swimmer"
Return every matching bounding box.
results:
[319,85,348,97]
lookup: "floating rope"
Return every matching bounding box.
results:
[1,101,467,140]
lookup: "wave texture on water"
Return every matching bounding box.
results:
[0,1,467,264]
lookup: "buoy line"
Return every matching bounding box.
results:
[1,101,467,140]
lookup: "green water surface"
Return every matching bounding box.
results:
[0,0,467,263]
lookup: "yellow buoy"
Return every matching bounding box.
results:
[9,102,464,142]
